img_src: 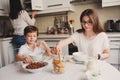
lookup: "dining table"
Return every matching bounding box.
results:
[0,56,120,80]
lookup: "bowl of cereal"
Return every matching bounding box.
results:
[22,62,48,73]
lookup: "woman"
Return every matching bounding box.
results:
[9,0,36,53]
[53,9,110,60]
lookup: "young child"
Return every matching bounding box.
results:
[16,26,52,63]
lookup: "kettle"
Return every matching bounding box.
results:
[115,20,120,32]
[105,20,114,32]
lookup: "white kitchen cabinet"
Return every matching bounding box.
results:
[31,0,44,10]
[38,38,68,55]
[0,42,2,68]
[0,38,15,67]
[0,0,9,16]
[106,33,120,69]
[102,0,120,7]
[38,34,70,55]
[22,0,44,11]
[37,0,74,14]
[106,42,120,64]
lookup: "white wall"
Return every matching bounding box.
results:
[35,3,120,32]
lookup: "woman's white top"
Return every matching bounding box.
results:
[71,32,110,55]
[18,43,45,56]
[10,10,36,35]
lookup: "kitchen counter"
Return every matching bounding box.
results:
[38,32,120,38]
[0,32,119,41]
[38,34,70,39]
[106,32,120,38]
[0,32,119,40]
[0,34,70,40]
[0,37,12,41]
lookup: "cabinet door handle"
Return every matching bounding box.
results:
[47,4,63,7]
[111,40,120,42]
[45,40,58,42]
[111,48,120,50]
[0,9,5,11]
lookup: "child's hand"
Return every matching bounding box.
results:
[23,56,33,63]
[36,41,45,47]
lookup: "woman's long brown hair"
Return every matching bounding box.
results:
[78,9,104,33]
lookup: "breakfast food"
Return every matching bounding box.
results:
[26,62,46,69]
[52,59,64,73]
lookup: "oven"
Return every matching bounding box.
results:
[0,17,14,38]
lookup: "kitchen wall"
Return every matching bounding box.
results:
[35,3,120,33]
[35,16,55,33]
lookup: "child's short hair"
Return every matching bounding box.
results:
[24,26,39,36]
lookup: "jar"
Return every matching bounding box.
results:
[52,55,64,73]
[86,58,100,75]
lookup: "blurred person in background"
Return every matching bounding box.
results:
[9,0,36,53]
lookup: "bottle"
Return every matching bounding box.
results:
[69,24,74,35]
[69,20,74,35]
[47,26,51,34]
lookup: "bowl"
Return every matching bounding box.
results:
[22,62,48,73]
[73,52,88,62]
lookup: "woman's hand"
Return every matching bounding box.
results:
[52,44,62,55]
[23,56,33,63]
[31,10,36,18]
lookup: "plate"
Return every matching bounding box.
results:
[22,62,48,73]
